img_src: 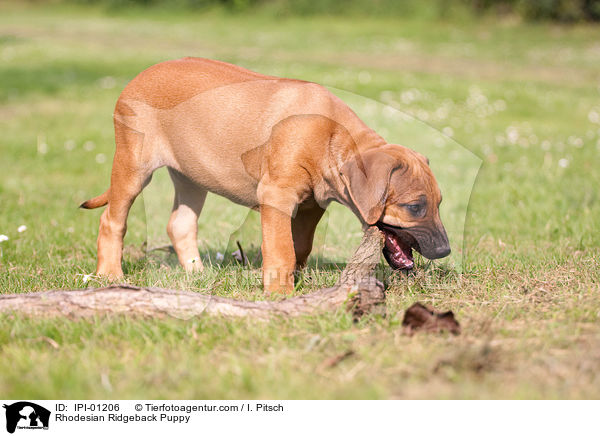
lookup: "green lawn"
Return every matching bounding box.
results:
[0,3,599,399]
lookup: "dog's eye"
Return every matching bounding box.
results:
[405,203,424,217]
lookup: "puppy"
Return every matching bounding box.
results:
[82,57,450,293]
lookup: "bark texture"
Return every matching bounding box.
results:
[0,227,385,320]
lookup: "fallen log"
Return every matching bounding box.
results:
[0,227,385,320]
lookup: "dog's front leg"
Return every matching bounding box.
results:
[257,180,302,294]
[260,203,296,294]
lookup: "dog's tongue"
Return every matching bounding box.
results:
[383,231,414,270]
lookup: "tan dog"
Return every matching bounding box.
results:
[82,57,450,293]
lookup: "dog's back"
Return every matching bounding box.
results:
[116,57,275,114]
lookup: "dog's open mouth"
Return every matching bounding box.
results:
[376,222,416,270]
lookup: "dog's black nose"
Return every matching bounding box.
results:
[432,245,451,259]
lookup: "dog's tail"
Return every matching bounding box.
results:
[80,190,109,209]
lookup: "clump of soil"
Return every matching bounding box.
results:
[402,302,461,335]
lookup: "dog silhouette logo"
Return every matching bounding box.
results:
[2,402,50,433]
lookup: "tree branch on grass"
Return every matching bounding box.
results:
[0,227,385,320]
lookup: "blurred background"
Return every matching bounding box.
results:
[58,0,600,22]
[1,0,599,399]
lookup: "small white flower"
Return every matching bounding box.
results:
[400,90,416,104]
[0,234,9,242]
[17,225,27,233]
[95,153,106,164]
[64,139,76,151]
[215,252,224,261]
[567,136,583,148]
[435,106,449,120]
[558,158,569,168]
[83,140,95,151]
[82,274,93,284]
[506,126,519,144]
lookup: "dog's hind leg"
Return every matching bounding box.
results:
[166,168,207,272]
[96,122,155,279]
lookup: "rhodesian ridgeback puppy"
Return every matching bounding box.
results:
[81,57,450,293]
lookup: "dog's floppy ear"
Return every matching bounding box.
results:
[340,149,401,225]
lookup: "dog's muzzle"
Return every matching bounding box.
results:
[376,222,451,270]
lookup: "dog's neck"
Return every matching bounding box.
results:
[313,121,387,218]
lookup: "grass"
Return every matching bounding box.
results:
[0,3,599,399]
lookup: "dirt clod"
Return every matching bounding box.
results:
[402,302,461,335]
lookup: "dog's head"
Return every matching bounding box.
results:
[340,144,450,270]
